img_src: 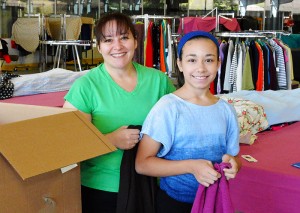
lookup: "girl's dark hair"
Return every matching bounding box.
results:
[176,36,220,88]
[94,12,137,44]
[176,66,185,88]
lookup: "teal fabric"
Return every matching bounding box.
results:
[281,34,300,49]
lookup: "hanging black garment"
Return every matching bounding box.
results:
[152,23,160,69]
[266,43,279,90]
[116,125,157,213]
[133,23,145,65]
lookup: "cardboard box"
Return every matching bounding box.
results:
[0,103,117,212]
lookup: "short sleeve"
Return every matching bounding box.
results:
[141,95,177,157]
[64,76,93,114]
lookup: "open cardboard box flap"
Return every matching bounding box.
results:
[0,103,117,180]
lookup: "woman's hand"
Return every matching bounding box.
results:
[105,126,140,150]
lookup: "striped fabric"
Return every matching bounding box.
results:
[229,43,238,92]
[269,39,287,90]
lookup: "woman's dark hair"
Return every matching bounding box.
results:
[94,12,137,44]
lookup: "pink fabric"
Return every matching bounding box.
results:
[191,162,234,213]
[230,122,300,213]
[178,17,241,34]
[0,91,67,107]
[273,39,289,63]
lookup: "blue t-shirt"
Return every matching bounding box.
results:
[141,93,240,203]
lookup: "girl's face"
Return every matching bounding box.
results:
[98,20,137,70]
[177,38,220,91]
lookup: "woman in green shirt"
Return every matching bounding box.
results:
[63,12,175,212]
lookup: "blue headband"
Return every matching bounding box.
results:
[177,31,219,57]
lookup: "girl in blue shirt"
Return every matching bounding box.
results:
[136,31,241,213]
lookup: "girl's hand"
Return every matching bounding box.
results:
[190,159,221,187]
[222,154,241,180]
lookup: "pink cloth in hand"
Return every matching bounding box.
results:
[191,162,234,213]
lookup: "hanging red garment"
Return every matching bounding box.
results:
[255,42,264,91]
[160,23,166,72]
[191,162,234,213]
[145,21,154,68]
[178,17,241,34]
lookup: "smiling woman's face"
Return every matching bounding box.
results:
[97,20,137,70]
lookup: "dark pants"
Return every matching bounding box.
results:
[156,188,192,213]
[81,185,118,213]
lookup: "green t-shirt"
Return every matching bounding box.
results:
[65,62,175,192]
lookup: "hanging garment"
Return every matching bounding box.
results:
[145,21,154,68]
[152,23,161,69]
[160,21,166,72]
[133,23,145,65]
[266,43,279,90]
[223,40,234,92]
[236,43,244,91]
[117,125,157,213]
[214,41,223,95]
[229,43,238,92]
[219,41,229,94]
[242,45,254,90]
[191,162,234,213]
[280,42,293,90]
[269,39,287,90]
[260,42,270,90]
[178,17,241,34]
[249,40,259,90]
[254,41,264,91]
[166,23,173,76]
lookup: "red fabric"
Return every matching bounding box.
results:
[11,40,17,49]
[145,22,154,68]
[230,122,300,213]
[178,17,241,34]
[2,54,11,63]
[159,24,166,72]
[270,123,289,131]
[0,91,67,107]
[191,162,234,213]
[255,42,264,91]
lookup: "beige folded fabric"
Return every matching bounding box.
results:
[46,16,82,40]
[12,18,40,52]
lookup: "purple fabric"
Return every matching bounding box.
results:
[191,162,234,213]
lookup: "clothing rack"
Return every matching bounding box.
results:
[40,14,86,71]
[131,14,180,38]
[214,30,291,39]
[11,13,43,72]
[180,8,236,34]
[214,32,266,38]
[132,14,179,77]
